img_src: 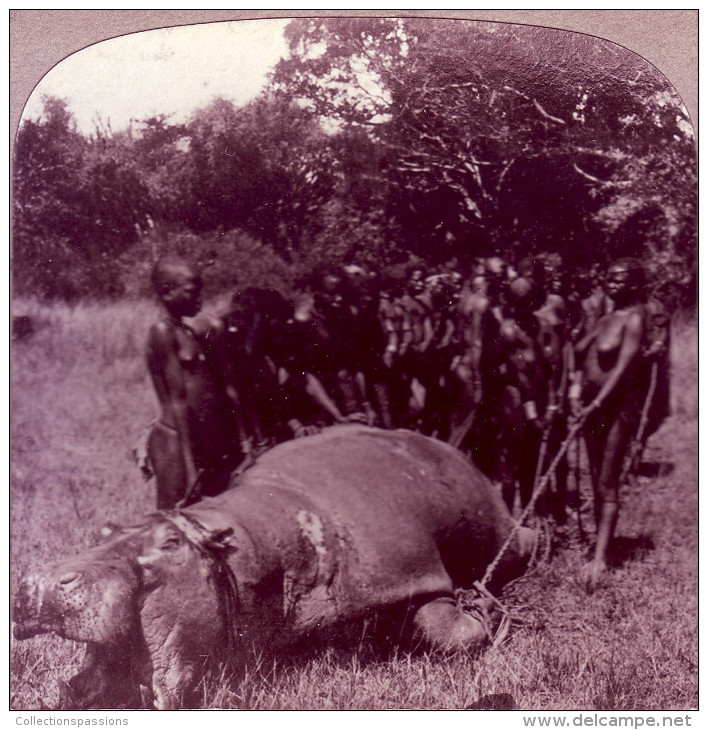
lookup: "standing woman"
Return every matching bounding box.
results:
[570,258,649,592]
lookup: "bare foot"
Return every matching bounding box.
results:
[581,559,607,594]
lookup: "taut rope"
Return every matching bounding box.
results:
[477,416,587,590]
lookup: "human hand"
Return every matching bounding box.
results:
[567,397,583,425]
[290,420,319,438]
[344,411,368,424]
[543,404,559,428]
[579,399,602,420]
[363,402,378,427]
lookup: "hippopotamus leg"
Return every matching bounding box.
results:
[409,595,489,652]
[61,643,145,710]
[136,520,231,710]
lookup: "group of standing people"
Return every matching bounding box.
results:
[140,251,671,593]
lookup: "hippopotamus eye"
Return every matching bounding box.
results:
[159,535,183,551]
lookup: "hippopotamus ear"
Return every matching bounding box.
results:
[203,527,236,555]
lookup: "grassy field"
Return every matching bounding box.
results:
[10,299,698,710]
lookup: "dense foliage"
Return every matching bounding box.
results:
[12,19,696,302]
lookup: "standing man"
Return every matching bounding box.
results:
[145,256,248,508]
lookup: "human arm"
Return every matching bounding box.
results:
[500,320,541,423]
[455,308,485,403]
[398,305,414,356]
[212,317,260,459]
[380,299,399,368]
[304,373,347,423]
[581,311,644,417]
[146,323,199,487]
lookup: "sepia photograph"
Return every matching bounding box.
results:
[10,11,697,713]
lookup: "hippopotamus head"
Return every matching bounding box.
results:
[14,514,240,710]
[13,523,147,644]
[13,522,159,708]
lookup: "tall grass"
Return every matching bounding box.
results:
[10,300,698,710]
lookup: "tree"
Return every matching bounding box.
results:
[179,95,340,260]
[13,96,151,298]
[273,17,696,282]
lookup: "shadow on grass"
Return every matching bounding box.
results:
[635,461,675,479]
[608,535,656,568]
[466,692,516,710]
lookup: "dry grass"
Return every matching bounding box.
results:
[10,300,698,710]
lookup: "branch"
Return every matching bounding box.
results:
[532,99,567,125]
[572,163,631,187]
[502,85,567,125]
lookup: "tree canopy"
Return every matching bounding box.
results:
[13,18,696,302]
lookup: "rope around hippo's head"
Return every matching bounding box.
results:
[162,511,242,653]
[478,416,588,590]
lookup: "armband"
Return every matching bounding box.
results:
[569,383,582,400]
[385,344,397,353]
[523,401,538,420]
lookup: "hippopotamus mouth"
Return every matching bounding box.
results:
[13,617,56,640]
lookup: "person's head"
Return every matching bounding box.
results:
[485,256,505,278]
[549,269,565,296]
[471,275,487,295]
[483,257,505,300]
[507,276,544,319]
[517,257,547,289]
[406,265,427,295]
[151,256,202,319]
[312,266,346,312]
[449,270,463,292]
[605,258,646,305]
[381,265,407,298]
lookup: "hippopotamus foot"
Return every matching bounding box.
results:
[410,596,490,653]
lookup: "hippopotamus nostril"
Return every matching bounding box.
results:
[58,571,81,587]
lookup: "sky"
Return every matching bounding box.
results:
[22,19,291,135]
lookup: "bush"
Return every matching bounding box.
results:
[116,227,301,299]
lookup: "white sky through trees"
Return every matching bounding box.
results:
[22,19,290,135]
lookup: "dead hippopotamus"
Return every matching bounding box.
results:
[14,426,533,709]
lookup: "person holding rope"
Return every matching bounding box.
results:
[569,258,650,593]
